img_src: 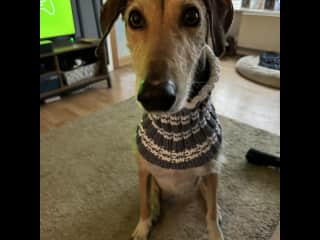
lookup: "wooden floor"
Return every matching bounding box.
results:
[40,57,280,239]
[212,57,280,135]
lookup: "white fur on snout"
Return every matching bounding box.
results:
[168,45,220,112]
[131,217,152,240]
[168,37,203,112]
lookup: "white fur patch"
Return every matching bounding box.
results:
[131,217,152,240]
[184,45,220,109]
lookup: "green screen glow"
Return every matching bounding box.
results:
[40,0,75,39]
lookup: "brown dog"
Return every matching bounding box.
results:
[98,1,233,239]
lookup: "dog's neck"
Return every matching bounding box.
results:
[136,46,222,170]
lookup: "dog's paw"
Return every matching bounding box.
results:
[131,218,152,240]
[207,221,224,240]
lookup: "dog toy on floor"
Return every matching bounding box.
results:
[246,148,280,168]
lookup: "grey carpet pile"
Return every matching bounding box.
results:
[40,98,280,240]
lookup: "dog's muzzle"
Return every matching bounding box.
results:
[137,80,176,112]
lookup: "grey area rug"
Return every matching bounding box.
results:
[40,98,280,240]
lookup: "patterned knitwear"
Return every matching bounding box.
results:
[136,45,222,170]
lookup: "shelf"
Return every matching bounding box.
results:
[40,71,61,78]
[40,41,99,58]
[40,74,108,100]
[40,39,111,100]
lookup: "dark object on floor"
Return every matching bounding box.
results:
[224,36,237,57]
[259,52,280,70]
[246,148,280,168]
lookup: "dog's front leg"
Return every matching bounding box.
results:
[201,173,224,240]
[131,165,152,240]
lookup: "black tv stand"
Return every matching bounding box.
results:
[40,39,111,101]
[52,41,73,48]
[49,36,74,48]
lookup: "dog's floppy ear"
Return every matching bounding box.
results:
[203,0,234,57]
[100,0,127,37]
[96,0,127,56]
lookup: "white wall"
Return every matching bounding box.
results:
[228,11,242,40]
[238,12,280,52]
[229,10,280,54]
[114,19,130,58]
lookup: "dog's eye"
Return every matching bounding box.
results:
[128,10,146,29]
[182,7,200,27]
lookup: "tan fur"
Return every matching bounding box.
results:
[125,1,225,239]
[125,0,208,111]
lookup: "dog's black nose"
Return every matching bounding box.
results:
[137,80,176,111]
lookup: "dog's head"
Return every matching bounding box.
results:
[100,0,233,113]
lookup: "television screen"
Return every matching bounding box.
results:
[40,0,76,39]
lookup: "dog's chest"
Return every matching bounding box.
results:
[144,158,218,195]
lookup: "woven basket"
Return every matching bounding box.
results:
[64,63,98,86]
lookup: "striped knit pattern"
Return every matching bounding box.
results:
[136,98,222,169]
[136,45,222,170]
